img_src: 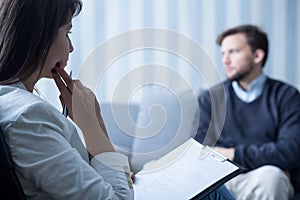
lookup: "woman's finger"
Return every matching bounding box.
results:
[52,68,71,97]
[55,66,74,92]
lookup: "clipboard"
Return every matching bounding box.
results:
[191,159,245,200]
[133,138,245,200]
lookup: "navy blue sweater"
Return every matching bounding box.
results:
[195,77,300,190]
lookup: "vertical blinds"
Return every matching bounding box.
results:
[38,0,300,107]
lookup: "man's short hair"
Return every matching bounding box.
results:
[216,24,269,67]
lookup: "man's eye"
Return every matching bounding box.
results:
[230,49,239,53]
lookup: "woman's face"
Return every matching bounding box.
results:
[42,20,74,78]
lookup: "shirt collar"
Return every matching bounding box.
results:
[232,73,267,103]
[9,81,28,91]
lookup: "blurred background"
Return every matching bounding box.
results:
[35,0,300,169]
[37,0,300,108]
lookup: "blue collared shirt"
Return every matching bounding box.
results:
[232,74,267,103]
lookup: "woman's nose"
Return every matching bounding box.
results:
[69,38,74,53]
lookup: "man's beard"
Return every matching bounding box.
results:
[227,64,255,82]
[227,72,247,82]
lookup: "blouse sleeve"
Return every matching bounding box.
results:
[7,100,134,199]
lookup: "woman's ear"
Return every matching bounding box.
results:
[254,49,265,65]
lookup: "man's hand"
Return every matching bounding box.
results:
[213,146,235,161]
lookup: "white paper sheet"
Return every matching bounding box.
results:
[133,138,239,200]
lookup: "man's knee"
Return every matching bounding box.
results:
[247,165,292,199]
[252,165,286,184]
[226,165,293,200]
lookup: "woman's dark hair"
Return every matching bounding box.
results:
[216,24,269,67]
[0,0,82,84]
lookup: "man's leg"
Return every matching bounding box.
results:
[200,185,235,200]
[225,165,294,200]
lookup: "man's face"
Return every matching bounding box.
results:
[220,33,257,82]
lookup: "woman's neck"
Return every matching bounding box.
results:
[21,77,38,92]
[19,70,41,92]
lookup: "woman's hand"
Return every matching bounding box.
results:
[52,66,115,157]
[51,67,74,119]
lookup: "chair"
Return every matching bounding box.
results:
[294,192,300,200]
[0,127,26,199]
[101,102,140,154]
[128,85,200,172]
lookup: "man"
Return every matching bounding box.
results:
[195,24,300,200]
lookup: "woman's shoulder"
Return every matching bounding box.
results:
[0,84,72,134]
[0,84,81,148]
[0,84,54,120]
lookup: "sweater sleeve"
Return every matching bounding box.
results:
[195,89,212,144]
[195,84,227,147]
[233,85,300,171]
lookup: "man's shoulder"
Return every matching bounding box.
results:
[201,81,229,93]
[202,81,230,98]
[198,81,229,103]
[265,77,300,94]
[264,77,300,107]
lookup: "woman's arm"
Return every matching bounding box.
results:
[8,100,133,199]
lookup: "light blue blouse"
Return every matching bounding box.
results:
[0,83,133,200]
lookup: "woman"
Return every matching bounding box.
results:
[0,0,234,199]
[0,0,133,199]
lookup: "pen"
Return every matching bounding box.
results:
[62,102,68,117]
[62,70,72,117]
